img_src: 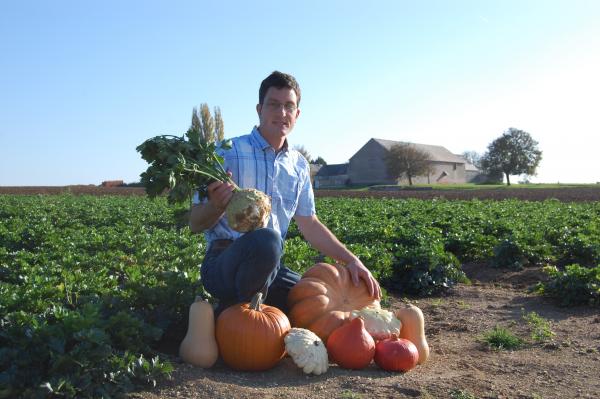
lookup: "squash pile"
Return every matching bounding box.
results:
[179,263,429,374]
[287,263,430,373]
[287,263,378,342]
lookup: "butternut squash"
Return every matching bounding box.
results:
[395,304,429,364]
[179,296,219,368]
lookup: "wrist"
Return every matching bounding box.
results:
[342,254,360,266]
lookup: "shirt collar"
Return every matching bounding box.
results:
[251,126,289,153]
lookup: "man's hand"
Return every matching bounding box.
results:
[189,173,235,233]
[206,173,235,211]
[345,257,381,300]
[295,214,382,300]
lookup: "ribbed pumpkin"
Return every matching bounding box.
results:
[287,263,379,342]
[216,292,290,371]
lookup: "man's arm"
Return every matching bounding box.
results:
[189,179,235,233]
[294,214,381,299]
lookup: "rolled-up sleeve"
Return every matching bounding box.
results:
[294,168,316,217]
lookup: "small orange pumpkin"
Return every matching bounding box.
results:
[216,292,290,371]
[287,263,379,342]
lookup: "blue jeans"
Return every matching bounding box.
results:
[200,228,300,314]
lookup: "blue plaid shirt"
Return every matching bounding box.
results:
[193,126,316,244]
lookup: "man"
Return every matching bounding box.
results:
[189,71,380,314]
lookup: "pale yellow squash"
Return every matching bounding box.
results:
[179,297,219,368]
[395,304,429,364]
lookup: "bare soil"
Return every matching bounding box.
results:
[130,265,600,399]
[316,187,600,202]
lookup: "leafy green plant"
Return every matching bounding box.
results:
[535,264,600,306]
[281,236,320,274]
[388,241,468,296]
[557,234,600,267]
[339,390,363,399]
[481,325,524,350]
[491,238,528,269]
[450,389,477,399]
[137,130,233,204]
[522,310,555,343]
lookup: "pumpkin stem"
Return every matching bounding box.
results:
[249,292,263,311]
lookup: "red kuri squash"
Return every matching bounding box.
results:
[326,317,375,369]
[374,336,419,372]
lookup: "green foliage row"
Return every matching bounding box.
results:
[290,197,599,294]
[535,264,600,306]
[1,194,599,396]
[0,195,204,398]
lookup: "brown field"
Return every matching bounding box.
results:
[316,187,600,202]
[2,185,600,202]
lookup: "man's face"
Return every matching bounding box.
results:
[256,87,300,147]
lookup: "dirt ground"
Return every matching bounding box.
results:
[130,265,600,399]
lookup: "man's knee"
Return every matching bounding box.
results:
[247,228,283,261]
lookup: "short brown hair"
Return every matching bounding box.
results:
[259,71,301,106]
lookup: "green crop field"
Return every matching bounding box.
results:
[1,194,599,397]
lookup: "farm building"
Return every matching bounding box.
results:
[101,180,125,187]
[314,164,349,188]
[309,164,323,186]
[315,138,484,187]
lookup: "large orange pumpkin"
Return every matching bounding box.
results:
[287,263,379,342]
[216,292,291,371]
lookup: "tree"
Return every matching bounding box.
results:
[214,106,225,142]
[199,103,215,143]
[480,127,542,186]
[461,151,482,169]
[384,143,431,186]
[293,145,312,162]
[189,104,225,144]
[313,156,327,166]
[190,107,201,136]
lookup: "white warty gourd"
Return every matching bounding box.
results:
[284,328,329,375]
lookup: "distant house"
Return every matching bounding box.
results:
[309,164,322,186]
[316,138,484,188]
[348,138,478,185]
[314,164,349,188]
[461,158,487,183]
[101,180,124,187]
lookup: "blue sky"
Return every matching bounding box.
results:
[1,0,599,185]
